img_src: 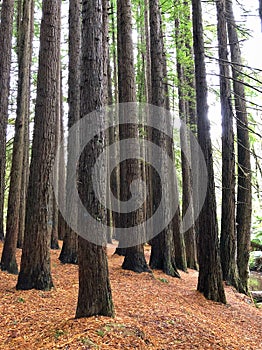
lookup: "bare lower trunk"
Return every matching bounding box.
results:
[226,0,252,294]
[16,0,61,291]
[192,0,226,303]
[0,0,16,241]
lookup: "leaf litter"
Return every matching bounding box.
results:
[0,242,261,349]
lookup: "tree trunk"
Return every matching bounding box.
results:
[75,0,114,318]
[16,0,61,291]
[0,0,15,241]
[174,7,197,270]
[17,0,34,249]
[216,0,239,290]
[59,0,81,264]
[117,0,150,273]
[144,0,151,103]
[51,59,61,251]
[226,0,252,295]
[57,72,66,241]
[1,0,33,274]
[148,0,180,277]
[110,0,118,103]
[192,0,226,304]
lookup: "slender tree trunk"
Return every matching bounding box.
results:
[174,1,198,270]
[0,0,15,241]
[216,0,239,289]
[110,0,118,103]
[175,42,197,270]
[16,0,61,291]
[226,0,252,295]
[192,0,226,303]
[149,0,180,277]
[51,59,61,251]
[116,0,150,273]
[1,0,33,273]
[59,0,81,264]
[144,0,151,104]
[57,78,66,242]
[17,0,34,250]
[75,0,114,318]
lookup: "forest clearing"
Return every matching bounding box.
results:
[0,242,261,350]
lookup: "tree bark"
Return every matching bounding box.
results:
[59,0,81,264]
[16,0,61,291]
[226,0,252,295]
[117,0,150,273]
[0,0,15,241]
[51,58,62,251]
[149,0,180,277]
[17,0,34,249]
[75,0,114,318]
[192,0,226,304]
[216,0,240,290]
[1,0,33,273]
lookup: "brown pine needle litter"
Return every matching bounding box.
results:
[0,242,261,349]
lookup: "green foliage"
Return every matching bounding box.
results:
[54,329,65,340]
[80,337,99,348]
[17,297,25,303]
[96,329,105,337]
[252,216,262,243]
[158,277,169,283]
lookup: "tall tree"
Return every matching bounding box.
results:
[192,0,226,303]
[50,64,62,250]
[75,0,114,318]
[174,1,198,270]
[148,0,180,277]
[16,0,61,290]
[17,0,34,249]
[1,0,34,273]
[226,0,252,294]
[216,0,239,290]
[116,0,150,273]
[0,0,15,241]
[59,0,81,264]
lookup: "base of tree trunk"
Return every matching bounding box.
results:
[51,240,60,250]
[17,241,23,249]
[122,246,151,273]
[150,258,180,278]
[114,247,126,256]
[187,260,199,271]
[59,251,78,265]
[1,259,18,275]
[16,270,54,291]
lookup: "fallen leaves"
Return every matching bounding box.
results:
[0,242,261,349]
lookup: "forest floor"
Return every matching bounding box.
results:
[0,242,261,350]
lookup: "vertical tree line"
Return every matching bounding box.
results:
[0,0,258,317]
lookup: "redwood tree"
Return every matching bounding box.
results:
[75,0,114,318]
[148,0,180,277]
[192,0,226,303]
[59,0,81,264]
[226,0,252,294]
[16,0,61,290]
[116,0,150,273]
[0,0,15,241]
[216,0,239,290]
[1,0,34,273]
